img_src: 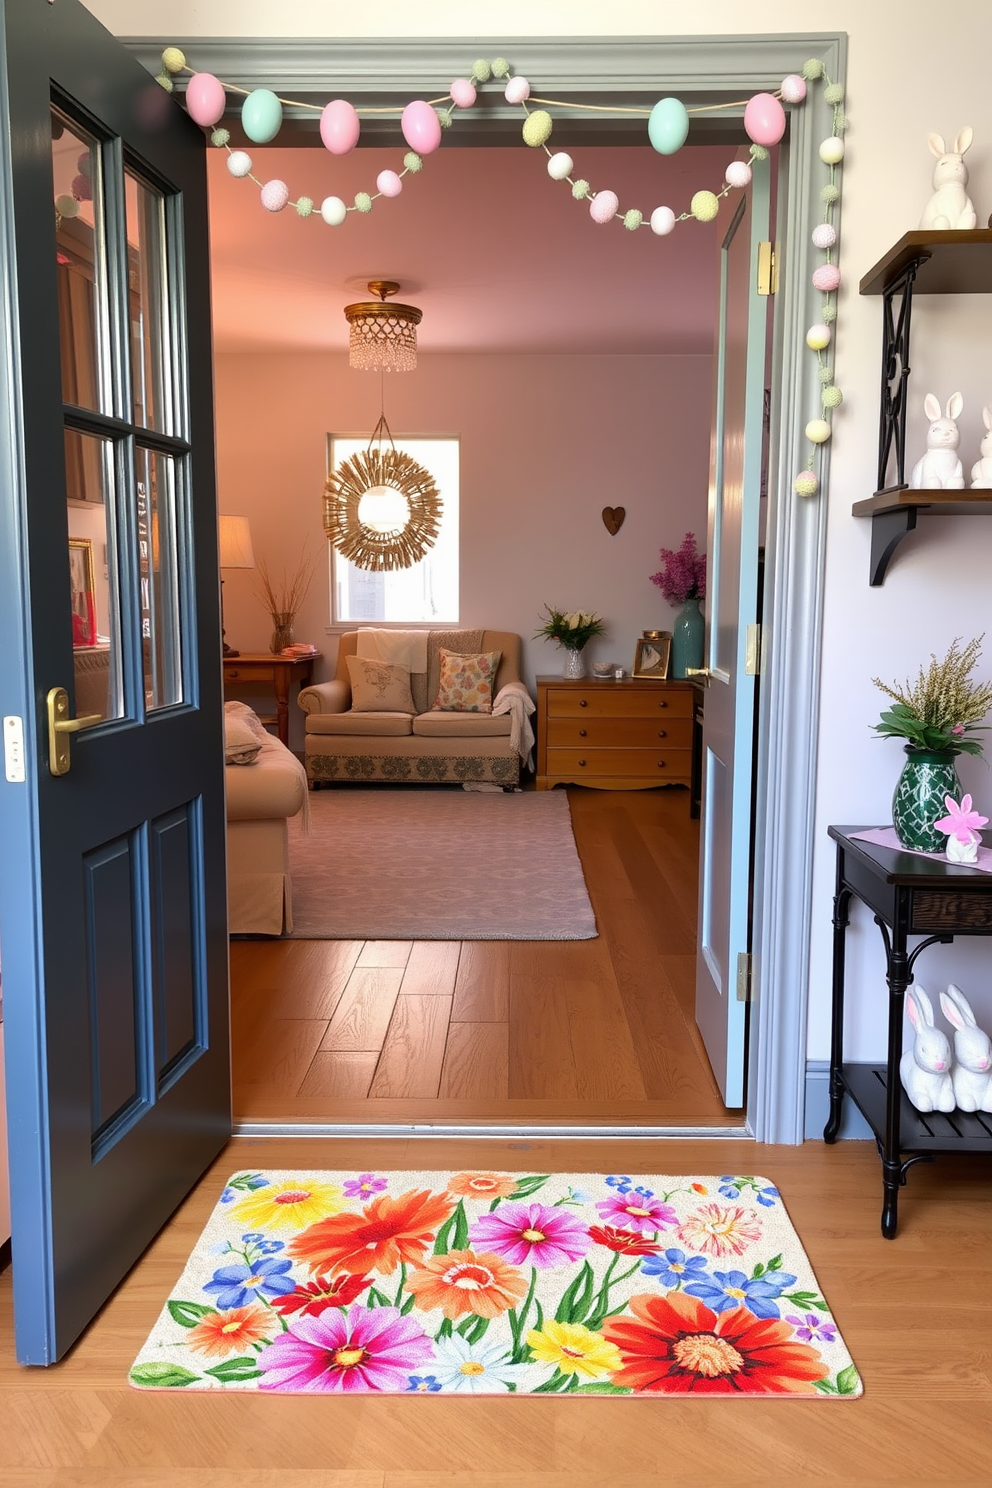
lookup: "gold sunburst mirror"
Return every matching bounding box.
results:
[323,414,443,572]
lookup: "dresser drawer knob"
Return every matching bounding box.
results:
[578,728,587,737]
[578,758,586,767]
[579,699,588,707]
[227,669,239,678]
[657,759,666,767]
[657,729,666,738]
[657,700,668,708]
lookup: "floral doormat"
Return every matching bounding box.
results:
[129,1169,861,1397]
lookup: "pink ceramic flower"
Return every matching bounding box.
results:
[934,793,989,844]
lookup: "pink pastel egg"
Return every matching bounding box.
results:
[450,78,477,108]
[590,190,619,225]
[401,100,442,156]
[812,263,841,292]
[320,99,360,155]
[376,169,403,198]
[780,74,807,104]
[260,178,289,212]
[504,76,531,104]
[725,160,752,188]
[185,72,226,129]
[744,91,786,147]
[650,205,675,236]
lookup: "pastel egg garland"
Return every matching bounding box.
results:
[159,46,847,507]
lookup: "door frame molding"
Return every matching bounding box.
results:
[121,32,846,1142]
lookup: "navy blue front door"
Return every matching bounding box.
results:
[0,0,230,1362]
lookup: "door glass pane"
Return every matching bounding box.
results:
[125,171,172,434]
[66,431,122,721]
[51,109,110,415]
[135,448,182,709]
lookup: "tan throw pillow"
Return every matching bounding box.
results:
[224,713,262,765]
[431,648,502,713]
[346,654,416,713]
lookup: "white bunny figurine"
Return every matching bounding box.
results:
[900,985,956,1112]
[939,984,992,1112]
[910,392,965,489]
[920,128,977,230]
[971,407,992,488]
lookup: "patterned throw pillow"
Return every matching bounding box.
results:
[346,654,416,713]
[431,648,502,713]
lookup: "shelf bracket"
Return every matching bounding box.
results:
[869,505,917,585]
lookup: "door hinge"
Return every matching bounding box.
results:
[757,241,778,296]
[736,951,753,1003]
[745,623,761,676]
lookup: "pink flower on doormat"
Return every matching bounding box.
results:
[594,1192,678,1235]
[676,1203,763,1259]
[469,1201,591,1268]
[258,1304,433,1392]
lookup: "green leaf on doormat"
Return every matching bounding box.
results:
[129,1361,200,1388]
[204,1356,264,1383]
[167,1299,215,1328]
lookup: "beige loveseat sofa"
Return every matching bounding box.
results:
[225,704,307,934]
[298,629,526,788]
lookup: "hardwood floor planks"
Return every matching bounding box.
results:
[356,941,413,968]
[234,1018,329,1096]
[563,975,647,1100]
[397,940,461,996]
[450,940,510,1021]
[320,967,404,1052]
[368,994,453,1097]
[297,1051,380,1099]
[438,1022,509,1099]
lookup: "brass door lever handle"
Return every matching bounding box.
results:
[47,687,102,775]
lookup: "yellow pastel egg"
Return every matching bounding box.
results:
[522,110,553,147]
[690,190,719,222]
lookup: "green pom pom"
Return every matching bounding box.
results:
[404,152,423,174]
[440,109,453,128]
[822,384,843,408]
[623,209,643,231]
[749,144,769,161]
[295,196,314,218]
[821,183,840,204]
[210,127,230,148]
[818,364,833,384]
[491,58,510,78]
[691,190,719,223]
[802,58,825,80]
[571,178,590,200]
[354,192,372,214]
[471,59,492,83]
[822,303,838,322]
[833,113,850,135]
[824,83,844,105]
[156,73,174,93]
[522,110,553,148]
[161,46,186,74]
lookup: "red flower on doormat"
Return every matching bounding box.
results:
[287,1189,456,1276]
[603,1290,830,1394]
[586,1225,662,1256]
[270,1271,372,1318]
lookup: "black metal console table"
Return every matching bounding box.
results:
[825,826,992,1237]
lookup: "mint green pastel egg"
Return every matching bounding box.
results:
[242,88,283,144]
[648,97,689,155]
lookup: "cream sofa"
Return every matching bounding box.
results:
[225,709,307,935]
[298,629,524,788]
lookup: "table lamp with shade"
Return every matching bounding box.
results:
[218,513,255,657]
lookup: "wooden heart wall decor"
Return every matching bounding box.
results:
[602,505,625,535]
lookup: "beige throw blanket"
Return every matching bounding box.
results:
[492,681,536,768]
[356,628,429,674]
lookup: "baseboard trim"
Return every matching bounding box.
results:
[233,1122,755,1141]
[804,1061,873,1140]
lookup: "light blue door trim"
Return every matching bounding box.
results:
[117,32,847,1143]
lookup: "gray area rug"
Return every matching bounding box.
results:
[287,788,597,940]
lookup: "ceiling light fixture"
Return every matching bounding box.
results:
[344,280,422,372]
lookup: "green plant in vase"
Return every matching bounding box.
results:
[872,635,992,851]
[534,606,606,680]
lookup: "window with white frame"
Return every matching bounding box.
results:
[327,433,459,625]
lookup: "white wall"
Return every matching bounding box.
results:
[91,1,992,1059]
[216,350,713,748]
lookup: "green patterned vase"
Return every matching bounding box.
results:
[891,747,961,852]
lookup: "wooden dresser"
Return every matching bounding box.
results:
[535,675,701,802]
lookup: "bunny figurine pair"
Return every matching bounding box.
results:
[901,984,992,1113]
[909,395,992,490]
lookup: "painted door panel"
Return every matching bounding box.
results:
[695,162,771,1107]
[0,0,230,1363]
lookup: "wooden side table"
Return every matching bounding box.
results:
[535,675,700,807]
[824,825,992,1237]
[222,653,318,746]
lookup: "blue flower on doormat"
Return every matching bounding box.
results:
[640,1248,708,1290]
[203,1255,295,1309]
[685,1265,798,1320]
[718,1175,780,1208]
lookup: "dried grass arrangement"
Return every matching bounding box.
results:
[254,547,319,653]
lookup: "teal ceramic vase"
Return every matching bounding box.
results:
[892,747,961,852]
[671,597,704,679]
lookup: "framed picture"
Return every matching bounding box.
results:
[68,536,97,647]
[633,632,671,679]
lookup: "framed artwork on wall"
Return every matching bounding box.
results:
[632,632,671,679]
[69,536,97,646]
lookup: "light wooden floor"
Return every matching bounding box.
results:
[1,1133,989,1486]
[232,786,735,1126]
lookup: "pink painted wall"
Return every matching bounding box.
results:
[216,350,713,746]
